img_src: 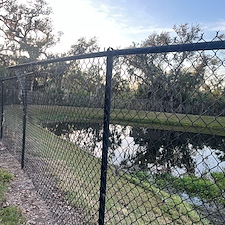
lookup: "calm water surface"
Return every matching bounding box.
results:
[43,121,225,176]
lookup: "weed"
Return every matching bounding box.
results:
[151,172,225,206]
[0,169,25,225]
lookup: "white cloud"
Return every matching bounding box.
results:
[204,20,225,32]
[45,0,133,52]
[18,0,225,54]
[127,26,173,35]
[41,0,174,53]
[198,21,225,40]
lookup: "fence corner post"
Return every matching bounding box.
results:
[98,50,114,225]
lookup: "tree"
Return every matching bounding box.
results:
[28,38,105,106]
[0,0,61,65]
[61,38,105,105]
[68,37,100,55]
[125,24,212,113]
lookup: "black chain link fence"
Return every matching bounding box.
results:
[1,39,225,225]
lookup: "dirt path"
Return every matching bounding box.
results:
[0,142,56,225]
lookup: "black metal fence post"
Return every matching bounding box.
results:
[98,51,113,225]
[21,76,27,169]
[0,80,4,139]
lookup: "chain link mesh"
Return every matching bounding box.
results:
[1,39,225,224]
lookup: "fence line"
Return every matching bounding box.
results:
[7,40,225,69]
[1,40,225,224]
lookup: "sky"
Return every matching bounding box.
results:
[44,0,225,53]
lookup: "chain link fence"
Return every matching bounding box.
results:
[1,39,225,224]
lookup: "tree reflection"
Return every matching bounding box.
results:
[43,121,123,160]
[43,122,225,174]
[129,127,225,174]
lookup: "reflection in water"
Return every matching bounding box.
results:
[43,121,225,175]
[130,127,225,176]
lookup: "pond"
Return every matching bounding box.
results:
[43,121,225,177]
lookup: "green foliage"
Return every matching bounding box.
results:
[173,175,221,201]
[0,169,12,203]
[0,206,25,225]
[152,173,172,187]
[0,169,12,183]
[0,169,25,224]
[131,171,149,182]
[68,37,100,55]
[211,172,225,191]
[124,172,209,224]
[152,172,225,206]
[125,24,225,116]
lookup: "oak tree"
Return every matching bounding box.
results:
[0,0,61,65]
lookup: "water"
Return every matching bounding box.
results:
[43,121,225,176]
[43,121,225,224]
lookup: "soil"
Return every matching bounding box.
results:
[0,141,56,225]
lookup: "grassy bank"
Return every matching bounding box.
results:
[0,169,25,225]
[27,104,225,136]
[131,171,225,207]
[3,104,211,224]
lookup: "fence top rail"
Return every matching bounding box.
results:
[7,40,225,69]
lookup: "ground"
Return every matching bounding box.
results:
[0,142,56,225]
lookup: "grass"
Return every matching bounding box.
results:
[0,170,12,204]
[211,172,225,192]
[4,104,211,224]
[148,172,225,206]
[27,104,225,136]
[0,169,25,225]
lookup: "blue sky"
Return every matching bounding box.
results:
[45,0,225,52]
